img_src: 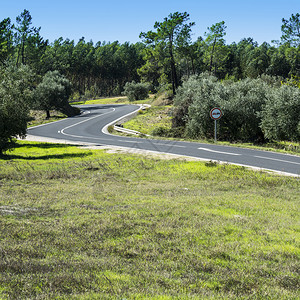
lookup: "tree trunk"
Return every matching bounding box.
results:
[209,37,217,74]
[169,44,178,95]
[46,110,50,119]
[191,56,195,75]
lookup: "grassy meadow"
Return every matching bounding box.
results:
[0,141,299,299]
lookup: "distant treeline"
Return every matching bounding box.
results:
[0,10,300,98]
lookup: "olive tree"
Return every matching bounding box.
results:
[173,74,270,141]
[0,63,34,153]
[122,81,149,101]
[34,70,79,118]
[261,85,300,141]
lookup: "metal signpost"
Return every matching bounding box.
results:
[210,107,223,142]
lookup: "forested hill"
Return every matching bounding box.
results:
[1,10,300,99]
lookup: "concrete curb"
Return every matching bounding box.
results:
[102,104,151,136]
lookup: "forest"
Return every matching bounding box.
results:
[0,10,300,151]
[1,10,300,96]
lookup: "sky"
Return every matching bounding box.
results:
[1,0,299,45]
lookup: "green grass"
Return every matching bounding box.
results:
[0,141,299,299]
[122,106,172,135]
[70,96,128,105]
[70,96,154,106]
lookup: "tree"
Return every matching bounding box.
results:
[245,42,270,78]
[14,9,47,69]
[140,12,195,95]
[34,70,79,118]
[284,46,300,77]
[0,63,34,153]
[204,21,228,76]
[266,46,290,77]
[0,18,14,64]
[281,13,300,46]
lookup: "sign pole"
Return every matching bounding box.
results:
[215,119,217,142]
[210,107,223,143]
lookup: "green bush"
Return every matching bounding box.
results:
[0,63,34,153]
[122,81,149,101]
[261,85,300,141]
[173,74,276,142]
[218,78,268,141]
[173,73,218,132]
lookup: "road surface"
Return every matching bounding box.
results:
[27,104,300,176]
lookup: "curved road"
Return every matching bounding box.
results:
[27,104,300,176]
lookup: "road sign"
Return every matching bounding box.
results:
[210,108,223,142]
[210,107,222,120]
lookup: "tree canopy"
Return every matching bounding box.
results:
[281,13,300,46]
[34,70,77,118]
[139,12,195,95]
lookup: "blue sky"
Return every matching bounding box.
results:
[1,0,299,45]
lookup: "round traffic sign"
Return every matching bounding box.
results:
[210,107,223,120]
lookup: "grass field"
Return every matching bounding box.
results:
[0,141,299,299]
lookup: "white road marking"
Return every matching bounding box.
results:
[102,105,143,136]
[198,147,241,156]
[61,108,115,136]
[254,155,300,165]
[153,143,186,148]
[117,140,142,144]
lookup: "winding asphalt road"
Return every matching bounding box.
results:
[27,104,300,176]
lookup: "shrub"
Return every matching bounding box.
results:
[173,73,218,131]
[218,78,268,141]
[173,74,272,142]
[122,81,149,101]
[0,63,34,153]
[260,85,300,141]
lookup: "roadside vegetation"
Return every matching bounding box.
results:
[0,141,299,299]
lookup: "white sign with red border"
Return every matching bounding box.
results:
[210,107,223,120]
